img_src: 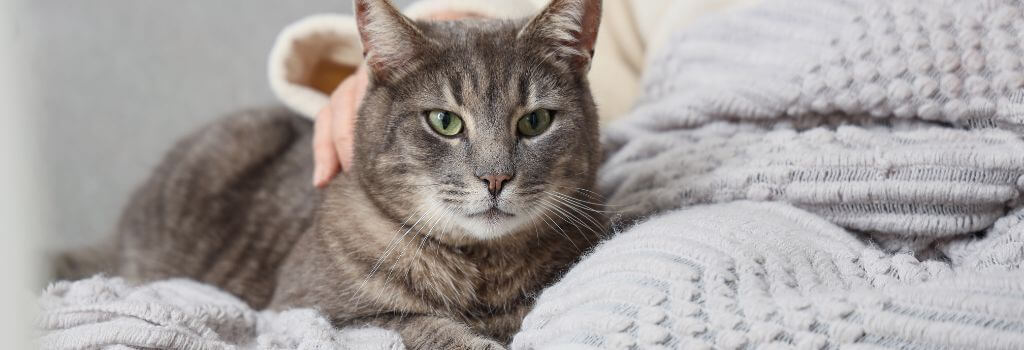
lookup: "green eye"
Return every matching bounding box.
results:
[427,110,463,136]
[518,109,553,137]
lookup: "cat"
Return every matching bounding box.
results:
[54,0,606,348]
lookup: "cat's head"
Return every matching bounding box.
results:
[350,0,603,242]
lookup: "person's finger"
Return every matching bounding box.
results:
[312,104,340,187]
[333,89,357,174]
[334,66,367,172]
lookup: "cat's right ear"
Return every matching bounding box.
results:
[353,0,431,81]
[519,0,602,72]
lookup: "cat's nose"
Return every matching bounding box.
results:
[479,174,512,196]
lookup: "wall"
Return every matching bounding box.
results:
[23,0,413,249]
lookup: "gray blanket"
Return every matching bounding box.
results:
[516,0,1024,348]
[39,0,1024,349]
[39,277,405,349]
[599,0,1024,244]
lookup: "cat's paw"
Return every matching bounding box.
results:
[465,337,507,350]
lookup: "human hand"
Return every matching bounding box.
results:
[312,63,367,187]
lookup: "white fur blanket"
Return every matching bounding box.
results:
[39,0,1024,348]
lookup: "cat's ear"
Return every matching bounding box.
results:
[519,0,602,72]
[353,0,430,81]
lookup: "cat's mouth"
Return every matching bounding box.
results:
[467,207,515,220]
[451,202,535,240]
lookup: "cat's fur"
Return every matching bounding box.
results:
[56,0,605,348]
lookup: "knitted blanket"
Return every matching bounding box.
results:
[514,202,1024,349]
[38,0,1024,349]
[516,0,1024,348]
[38,277,404,350]
[599,0,1024,244]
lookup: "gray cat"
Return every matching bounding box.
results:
[55,0,606,348]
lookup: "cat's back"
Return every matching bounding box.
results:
[116,107,317,308]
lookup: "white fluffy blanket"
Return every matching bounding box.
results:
[39,0,1024,348]
[38,277,404,350]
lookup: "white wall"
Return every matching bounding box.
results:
[1,0,45,347]
[20,0,411,250]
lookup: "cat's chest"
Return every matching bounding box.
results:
[403,244,548,312]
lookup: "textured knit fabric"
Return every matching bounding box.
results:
[513,202,1024,350]
[37,276,404,350]
[600,0,1024,242]
[515,0,1024,348]
[602,122,1024,240]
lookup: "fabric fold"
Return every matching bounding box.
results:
[37,276,405,350]
[601,0,1024,241]
[513,201,1024,349]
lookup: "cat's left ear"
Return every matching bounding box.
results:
[519,0,602,72]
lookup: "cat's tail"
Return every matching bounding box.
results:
[50,239,119,282]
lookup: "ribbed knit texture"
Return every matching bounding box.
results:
[513,202,1024,350]
[37,277,405,350]
[515,0,1024,348]
[602,122,1024,241]
[600,0,1024,242]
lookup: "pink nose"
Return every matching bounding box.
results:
[479,174,512,196]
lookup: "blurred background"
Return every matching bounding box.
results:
[17,0,413,251]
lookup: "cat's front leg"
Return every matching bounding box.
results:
[356,314,507,350]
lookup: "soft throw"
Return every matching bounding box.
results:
[38,277,404,350]
[517,0,1024,348]
[599,0,1024,244]
[39,0,1024,349]
[513,202,1024,349]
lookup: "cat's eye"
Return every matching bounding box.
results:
[517,109,553,137]
[427,110,463,136]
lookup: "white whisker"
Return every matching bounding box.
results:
[535,202,581,253]
[538,196,600,247]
